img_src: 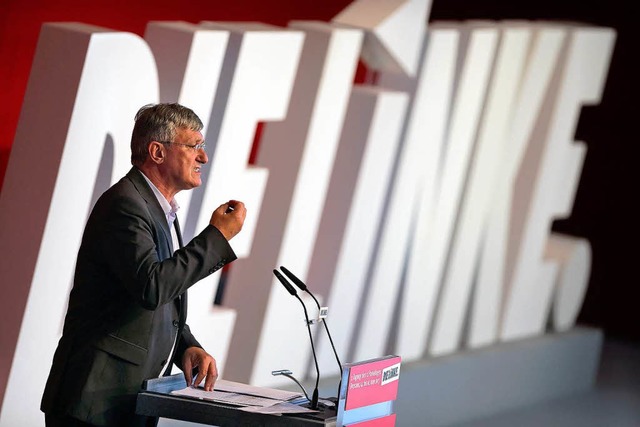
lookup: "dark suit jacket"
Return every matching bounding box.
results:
[41,167,236,426]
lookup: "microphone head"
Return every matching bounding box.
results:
[273,269,298,296]
[280,266,307,291]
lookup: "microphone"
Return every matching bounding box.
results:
[273,269,320,410]
[280,266,343,399]
[271,369,311,402]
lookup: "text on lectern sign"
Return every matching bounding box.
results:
[345,356,401,410]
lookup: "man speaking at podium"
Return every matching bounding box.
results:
[41,103,247,427]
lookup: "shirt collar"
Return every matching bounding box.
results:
[139,170,180,225]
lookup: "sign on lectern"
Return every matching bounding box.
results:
[336,355,401,426]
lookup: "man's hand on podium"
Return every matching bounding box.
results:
[182,346,218,391]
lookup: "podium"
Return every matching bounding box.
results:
[136,374,335,426]
[136,355,401,427]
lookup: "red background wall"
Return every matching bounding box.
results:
[0,0,635,339]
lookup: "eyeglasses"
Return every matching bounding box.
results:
[158,140,207,151]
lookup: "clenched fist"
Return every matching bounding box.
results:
[209,200,246,240]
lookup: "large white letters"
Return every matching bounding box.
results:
[223,22,362,385]
[427,25,533,357]
[0,4,617,424]
[468,26,567,349]
[500,27,615,340]
[310,86,408,376]
[0,24,158,427]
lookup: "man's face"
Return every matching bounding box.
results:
[161,127,207,193]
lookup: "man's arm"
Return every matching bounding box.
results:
[96,193,243,309]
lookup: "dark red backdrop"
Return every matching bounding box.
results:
[0,0,635,339]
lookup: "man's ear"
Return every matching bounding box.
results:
[148,141,165,164]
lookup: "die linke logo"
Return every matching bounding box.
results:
[381,363,401,386]
[0,0,616,425]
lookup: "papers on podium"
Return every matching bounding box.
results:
[171,379,317,414]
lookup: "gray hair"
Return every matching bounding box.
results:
[130,103,204,166]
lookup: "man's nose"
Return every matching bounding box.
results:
[197,148,208,164]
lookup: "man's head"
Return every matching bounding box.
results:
[131,103,204,165]
[131,103,207,198]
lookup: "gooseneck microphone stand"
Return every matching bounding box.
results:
[273,269,320,410]
[280,266,344,400]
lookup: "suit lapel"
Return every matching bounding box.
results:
[126,168,174,254]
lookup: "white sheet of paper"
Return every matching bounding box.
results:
[238,401,319,414]
[213,379,303,401]
[172,386,282,408]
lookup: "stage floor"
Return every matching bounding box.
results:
[450,336,640,427]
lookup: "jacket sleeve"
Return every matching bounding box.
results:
[173,323,201,367]
[86,189,237,310]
